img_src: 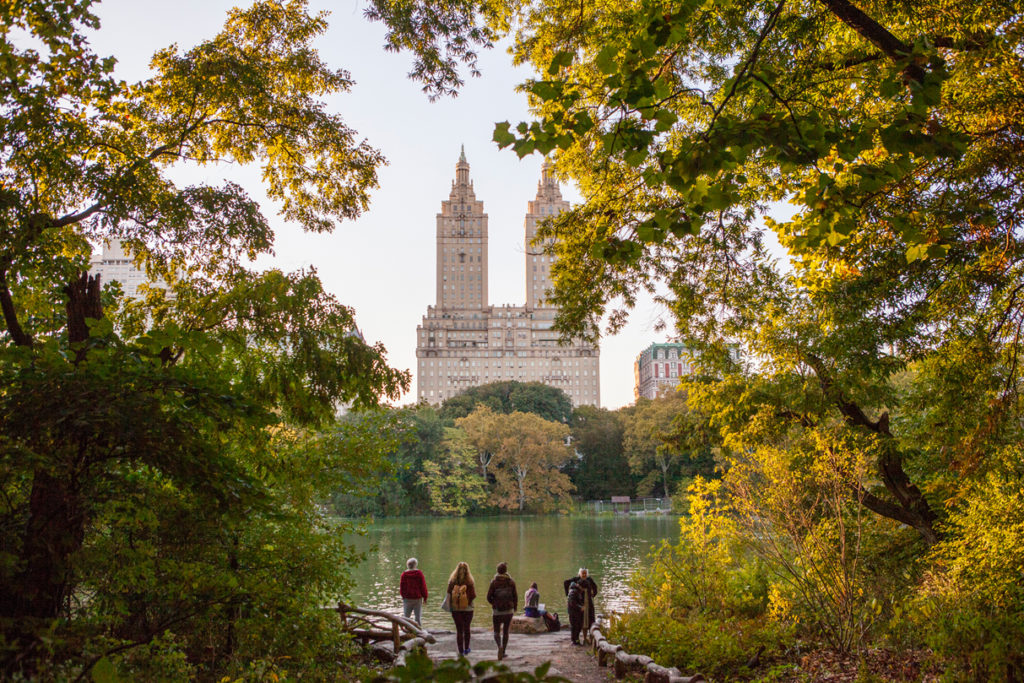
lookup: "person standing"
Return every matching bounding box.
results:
[563,567,598,645]
[399,557,429,626]
[447,561,477,656]
[486,561,518,661]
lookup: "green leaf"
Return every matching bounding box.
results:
[547,50,574,75]
[493,122,515,148]
[595,45,618,75]
[92,657,122,683]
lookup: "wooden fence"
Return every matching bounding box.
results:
[589,618,705,683]
[331,602,435,655]
[587,497,671,514]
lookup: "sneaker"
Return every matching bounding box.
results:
[465,648,471,654]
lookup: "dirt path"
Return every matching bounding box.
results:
[427,627,615,682]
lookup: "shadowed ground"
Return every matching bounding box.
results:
[426,627,614,682]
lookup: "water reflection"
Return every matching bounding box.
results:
[342,516,679,630]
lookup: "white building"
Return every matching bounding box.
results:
[89,239,166,299]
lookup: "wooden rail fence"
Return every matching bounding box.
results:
[331,602,435,657]
[589,618,705,683]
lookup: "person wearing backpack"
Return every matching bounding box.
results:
[486,561,518,661]
[563,567,598,645]
[446,561,477,656]
[399,557,429,626]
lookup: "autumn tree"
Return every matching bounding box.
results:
[367,0,1023,551]
[458,407,574,511]
[456,404,502,480]
[368,0,1022,670]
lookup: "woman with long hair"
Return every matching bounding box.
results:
[447,561,477,656]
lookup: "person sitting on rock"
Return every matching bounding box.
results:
[524,582,540,618]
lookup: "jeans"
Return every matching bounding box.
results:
[402,598,423,625]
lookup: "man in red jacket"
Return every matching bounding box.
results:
[399,557,429,625]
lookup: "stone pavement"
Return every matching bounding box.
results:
[425,627,614,682]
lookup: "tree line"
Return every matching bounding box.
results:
[332,381,717,517]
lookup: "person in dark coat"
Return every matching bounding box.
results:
[399,557,429,626]
[563,567,598,644]
[486,561,518,660]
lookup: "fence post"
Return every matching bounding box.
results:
[392,622,400,652]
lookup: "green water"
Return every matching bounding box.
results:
[343,515,678,630]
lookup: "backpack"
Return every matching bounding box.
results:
[567,580,584,607]
[544,611,561,632]
[451,584,469,610]
[491,580,515,611]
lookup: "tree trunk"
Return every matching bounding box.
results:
[805,354,940,545]
[1,273,102,673]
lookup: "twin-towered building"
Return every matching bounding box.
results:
[415,150,600,406]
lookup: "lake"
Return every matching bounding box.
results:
[343,515,679,629]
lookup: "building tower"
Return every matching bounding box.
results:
[524,159,570,308]
[436,146,489,311]
[415,150,600,407]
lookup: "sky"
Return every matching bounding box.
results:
[89,0,676,409]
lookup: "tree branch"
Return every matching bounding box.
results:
[816,0,925,83]
[0,268,32,347]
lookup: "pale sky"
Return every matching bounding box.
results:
[89,0,674,409]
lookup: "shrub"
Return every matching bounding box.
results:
[908,447,1024,681]
[608,611,789,679]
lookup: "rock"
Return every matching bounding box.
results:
[510,615,547,634]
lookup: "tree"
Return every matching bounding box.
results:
[567,405,633,500]
[0,1,408,675]
[332,405,445,516]
[456,404,502,480]
[366,0,1023,549]
[458,407,574,511]
[419,427,489,515]
[622,393,709,497]
[440,380,573,424]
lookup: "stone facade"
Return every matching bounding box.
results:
[90,239,165,299]
[633,342,695,401]
[416,151,600,406]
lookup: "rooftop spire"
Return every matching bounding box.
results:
[455,145,470,185]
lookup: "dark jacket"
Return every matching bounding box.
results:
[400,569,429,600]
[563,575,598,608]
[486,573,518,614]
[447,579,477,611]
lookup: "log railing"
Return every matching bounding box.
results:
[332,602,436,654]
[589,619,705,683]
